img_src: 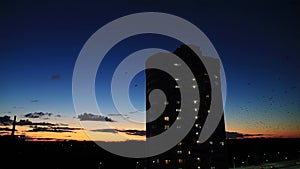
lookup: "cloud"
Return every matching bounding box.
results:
[50,74,61,80]
[117,129,146,136]
[0,127,16,131]
[30,99,39,103]
[12,106,24,109]
[90,128,118,133]
[78,113,114,122]
[0,115,13,126]
[226,131,266,139]
[107,113,123,116]
[27,126,82,133]
[128,110,140,114]
[24,112,52,118]
[17,119,56,126]
[90,128,146,136]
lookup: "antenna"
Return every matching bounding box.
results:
[11,115,16,136]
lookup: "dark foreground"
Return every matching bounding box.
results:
[0,138,299,169]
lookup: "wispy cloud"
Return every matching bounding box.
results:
[50,74,61,80]
[30,99,39,103]
[90,128,118,133]
[107,113,123,116]
[90,128,146,136]
[12,106,24,109]
[78,113,114,122]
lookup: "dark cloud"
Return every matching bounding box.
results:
[17,119,56,126]
[55,114,62,117]
[226,131,266,139]
[0,115,13,126]
[24,112,52,118]
[0,127,16,131]
[0,131,9,134]
[50,74,61,80]
[90,128,118,133]
[78,113,114,122]
[117,129,146,136]
[27,126,81,133]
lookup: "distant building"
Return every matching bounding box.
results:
[146,45,228,169]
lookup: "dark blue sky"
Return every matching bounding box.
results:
[1,0,299,137]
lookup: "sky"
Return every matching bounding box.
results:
[0,0,300,141]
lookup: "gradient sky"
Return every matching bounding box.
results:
[0,0,300,141]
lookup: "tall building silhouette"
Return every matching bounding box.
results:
[146,45,228,169]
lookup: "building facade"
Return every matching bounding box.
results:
[146,45,228,169]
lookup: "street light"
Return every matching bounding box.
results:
[232,157,236,169]
[99,161,102,169]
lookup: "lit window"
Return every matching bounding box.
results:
[220,141,225,146]
[196,140,200,144]
[176,116,181,120]
[177,150,182,154]
[196,132,199,135]
[164,125,169,130]
[194,108,198,112]
[176,109,181,112]
[206,94,210,98]
[176,125,181,129]
[176,100,181,104]
[204,73,208,76]
[193,100,198,104]
[178,159,183,164]
[173,63,181,66]
[175,78,179,81]
[165,160,171,164]
[198,166,201,169]
[192,85,197,89]
[153,160,155,163]
[192,78,196,81]
[164,116,169,121]
[207,110,210,113]
[195,116,198,119]
[188,151,191,155]
[178,142,182,146]
[197,157,200,161]
[175,85,180,88]
[214,75,218,79]
[157,159,159,163]
[164,101,169,105]
[209,141,213,145]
